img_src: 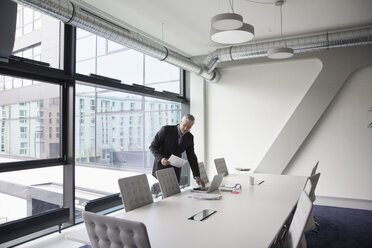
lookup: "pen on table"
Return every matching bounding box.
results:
[258,180,265,185]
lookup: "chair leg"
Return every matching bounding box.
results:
[311,218,320,236]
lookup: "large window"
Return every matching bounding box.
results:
[76,28,181,94]
[0,4,66,246]
[74,28,184,212]
[0,4,186,246]
[74,84,181,212]
[0,76,61,162]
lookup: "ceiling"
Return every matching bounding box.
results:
[78,0,372,57]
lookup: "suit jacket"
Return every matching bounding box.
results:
[149,125,200,182]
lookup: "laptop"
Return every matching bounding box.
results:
[191,173,224,193]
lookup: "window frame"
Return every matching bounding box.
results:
[0,19,188,246]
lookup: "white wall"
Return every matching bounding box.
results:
[191,45,372,208]
[285,66,372,201]
[190,73,205,163]
[192,58,322,176]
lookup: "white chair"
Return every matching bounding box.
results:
[156,168,180,198]
[304,172,320,203]
[83,211,151,248]
[118,174,153,212]
[198,162,209,183]
[285,191,313,248]
[303,173,321,232]
[272,191,313,248]
[214,158,229,176]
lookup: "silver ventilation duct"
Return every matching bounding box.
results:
[12,1,372,84]
[13,0,220,82]
[203,26,372,74]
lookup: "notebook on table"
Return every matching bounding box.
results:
[191,173,224,193]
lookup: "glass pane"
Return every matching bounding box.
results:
[76,28,92,39]
[13,4,62,69]
[76,34,96,62]
[75,83,182,210]
[0,75,61,163]
[0,166,63,224]
[108,40,126,53]
[97,36,106,56]
[145,55,180,94]
[97,49,143,85]
[23,7,33,25]
[76,58,96,76]
[144,97,181,168]
[75,28,181,94]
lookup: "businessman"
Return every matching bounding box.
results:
[149,114,205,187]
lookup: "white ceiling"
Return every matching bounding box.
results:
[79,0,372,57]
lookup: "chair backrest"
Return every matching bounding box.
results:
[303,179,312,197]
[198,162,209,183]
[286,191,313,248]
[83,211,151,248]
[118,174,153,212]
[305,172,321,202]
[310,161,319,176]
[156,168,180,198]
[214,158,229,176]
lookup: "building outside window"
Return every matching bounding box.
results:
[75,28,183,211]
[15,4,42,37]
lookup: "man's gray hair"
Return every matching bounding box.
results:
[182,114,195,123]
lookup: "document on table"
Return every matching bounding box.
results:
[168,154,187,168]
[189,193,222,200]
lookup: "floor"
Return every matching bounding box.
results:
[11,232,83,248]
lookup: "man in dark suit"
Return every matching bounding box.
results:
[149,114,205,187]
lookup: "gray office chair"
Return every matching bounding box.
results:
[156,168,180,198]
[214,158,229,176]
[198,162,209,184]
[83,211,151,248]
[272,191,313,248]
[118,174,153,212]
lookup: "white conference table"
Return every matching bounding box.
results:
[64,173,307,248]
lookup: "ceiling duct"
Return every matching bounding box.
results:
[13,0,220,83]
[203,26,372,74]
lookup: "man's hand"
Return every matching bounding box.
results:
[161,158,171,166]
[195,178,205,188]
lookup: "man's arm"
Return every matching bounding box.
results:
[185,135,200,178]
[186,140,205,187]
[149,126,167,165]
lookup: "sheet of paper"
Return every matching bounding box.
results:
[168,154,187,168]
[189,193,222,200]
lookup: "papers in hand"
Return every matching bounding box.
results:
[168,154,187,168]
[190,193,222,200]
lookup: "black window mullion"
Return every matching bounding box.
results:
[62,23,76,225]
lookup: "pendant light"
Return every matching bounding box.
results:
[210,0,255,45]
[211,13,243,30]
[267,0,293,59]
